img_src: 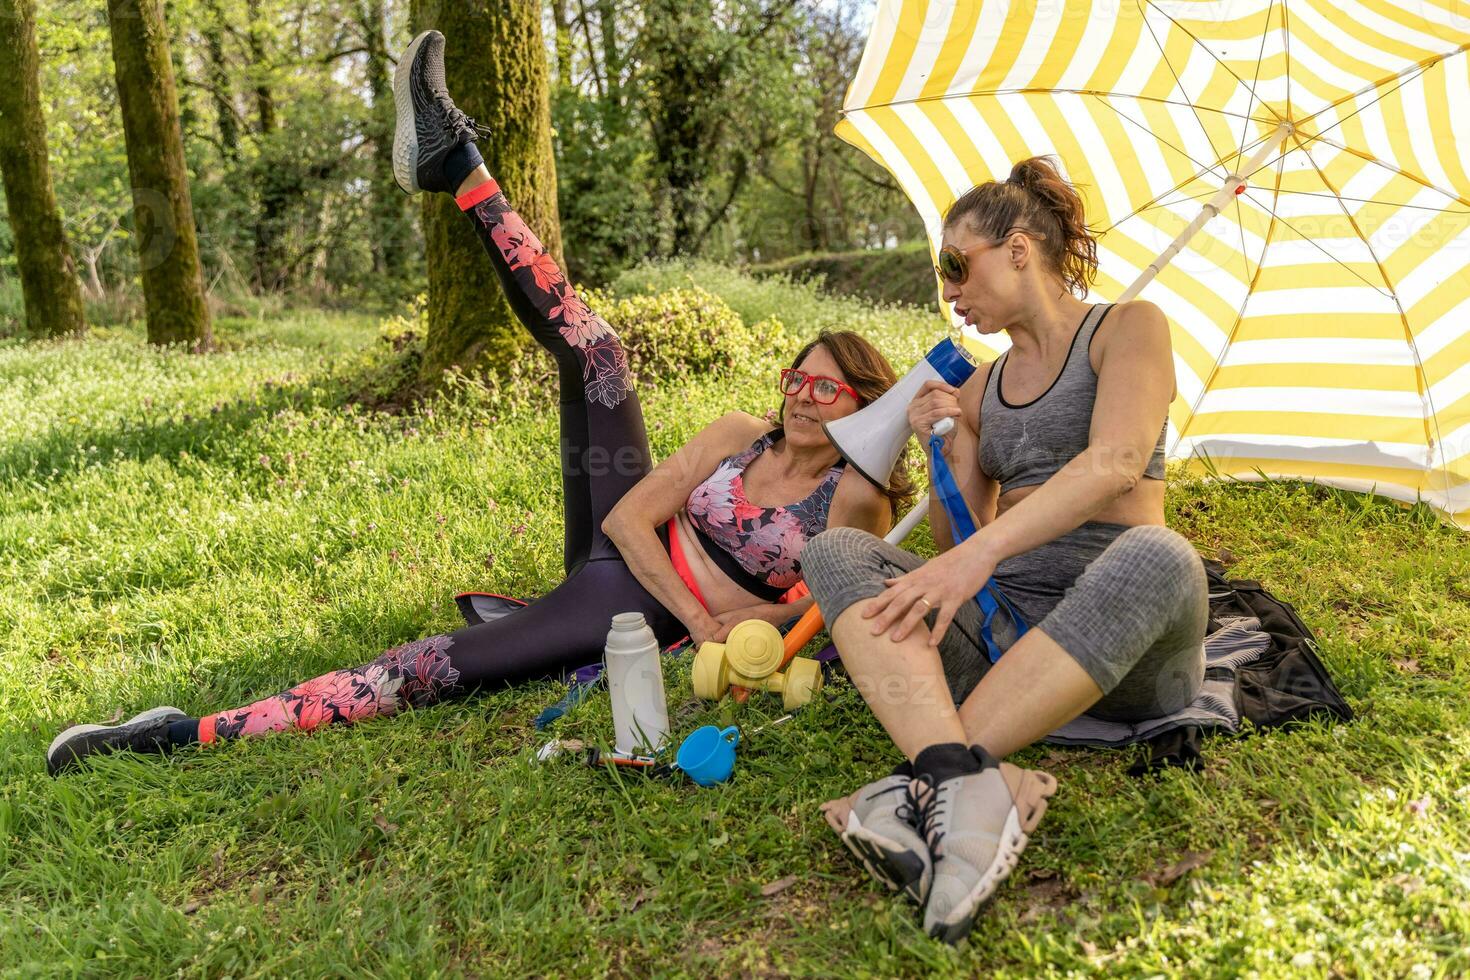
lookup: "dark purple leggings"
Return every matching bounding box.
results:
[198,183,686,743]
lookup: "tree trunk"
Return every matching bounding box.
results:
[201,0,239,164]
[597,0,620,105]
[551,0,573,87]
[0,0,87,337]
[412,0,561,380]
[105,0,212,347]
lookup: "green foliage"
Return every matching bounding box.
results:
[751,241,940,310]
[0,273,1468,974]
[0,277,23,338]
[583,284,788,386]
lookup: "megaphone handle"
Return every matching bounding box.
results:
[778,605,825,669]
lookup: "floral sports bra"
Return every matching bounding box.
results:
[683,428,845,601]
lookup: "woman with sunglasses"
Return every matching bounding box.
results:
[47,31,907,775]
[799,156,1207,942]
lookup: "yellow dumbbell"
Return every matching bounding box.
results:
[691,619,823,709]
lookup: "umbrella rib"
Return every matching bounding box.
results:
[1088,95,1230,198]
[1237,0,1278,172]
[1136,0,1222,169]
[1233,187,1394,295]
[1178,151,1288,447]
[1293,44,1469,140]
[1291,133,1451,495]
[1244,187,1469,213]
[1096,125,1284,235]
[1289,132,1470,210]
[840,88,1279,122]
[1292,61,1435,157]
[1149,185,1468,216]
[1281,0,1294,120]
[1137,0,1271,105]
[1234,191,1255,298]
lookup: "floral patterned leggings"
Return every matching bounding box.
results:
[196,179,687,745]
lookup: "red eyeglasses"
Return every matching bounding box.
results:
[779,368,858,405]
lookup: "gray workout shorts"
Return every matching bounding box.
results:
[800,522,1207,723]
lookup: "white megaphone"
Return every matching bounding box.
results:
[823,338,979,490]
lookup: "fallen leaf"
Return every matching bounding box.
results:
[1145,850,1214,887]
[372,813,398,835]
[629,886,657,911]
[105,708,125,725]
[761,874,799,897]
[1217,547,1237,567]
[1391,873,1425,895]
[181,900,203,915]
[1392,658,1421,674]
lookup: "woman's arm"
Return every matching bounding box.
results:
[602,411,769,642]
[967,299,1174,566]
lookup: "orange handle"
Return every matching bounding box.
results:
[779,606,825,668]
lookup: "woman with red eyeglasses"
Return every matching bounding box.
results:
[47,33,910,774]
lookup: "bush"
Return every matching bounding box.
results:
[581,284,788,386]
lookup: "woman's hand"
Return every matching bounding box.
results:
[908,379,962,454]
[709,603,790,643]
[862,537,996,646]
[687,612,727,649]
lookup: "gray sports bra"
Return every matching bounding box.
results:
[978,303,1167,495]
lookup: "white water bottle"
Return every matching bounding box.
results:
[604,612,669,755]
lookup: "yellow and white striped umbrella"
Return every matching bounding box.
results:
[836,0,1470,529]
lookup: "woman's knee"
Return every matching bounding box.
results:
[801,526,895,623]
[801,526,881,581]
[1099,525,1205,605]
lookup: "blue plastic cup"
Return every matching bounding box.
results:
[676,725,740,786]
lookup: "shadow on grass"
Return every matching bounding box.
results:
[0,376,339,489]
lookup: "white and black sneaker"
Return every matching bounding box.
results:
[392,30,487,195]
[828,774,934,905]
[47,706,189,777]
[915,755,1058,943]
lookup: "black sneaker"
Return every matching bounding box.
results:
[392,30,486,195]
[47,706,189,776]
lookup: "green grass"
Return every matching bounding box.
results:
[2,271,1467,977]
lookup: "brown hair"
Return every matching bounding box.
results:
[943,155,1098,298]
[779,329,917,519]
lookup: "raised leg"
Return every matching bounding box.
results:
[458,174,654,571]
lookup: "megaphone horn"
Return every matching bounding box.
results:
[822,338,978,490]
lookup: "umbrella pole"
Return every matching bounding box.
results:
[1118,122,1293,301]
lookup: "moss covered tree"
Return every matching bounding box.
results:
[105,0,212,348]
[412,0,561,380]
[0,0,86,337]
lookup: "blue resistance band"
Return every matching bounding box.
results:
[927,431,1029,663]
